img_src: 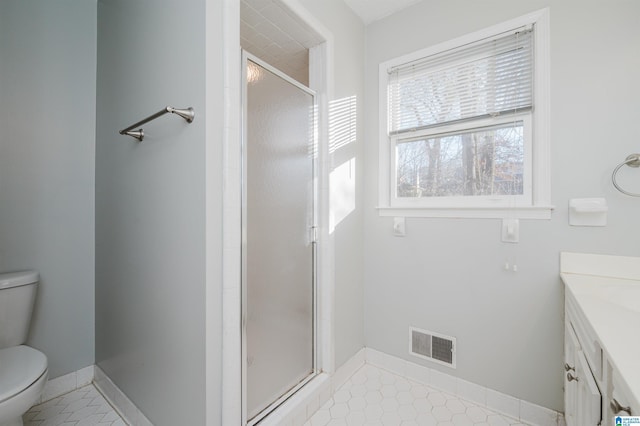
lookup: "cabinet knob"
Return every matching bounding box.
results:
[611,398,632,415]
[566,372,579,382]
[564,363,575,372]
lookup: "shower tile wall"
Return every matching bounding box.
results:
[240,0,323,85]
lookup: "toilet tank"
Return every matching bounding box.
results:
[0,271,39,349]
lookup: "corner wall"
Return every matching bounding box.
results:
[298,0,366,370]
[363,0,640,412]
[0,0,96,379]
[95,0,220,424]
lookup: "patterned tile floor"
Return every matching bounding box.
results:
[23,384,126,426]
[23,365,531,426]
[305,364,529,426]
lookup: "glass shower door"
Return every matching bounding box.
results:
[243,55,317,424]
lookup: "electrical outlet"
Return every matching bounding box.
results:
[393,217,405,237]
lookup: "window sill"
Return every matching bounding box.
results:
[376,205,554,219]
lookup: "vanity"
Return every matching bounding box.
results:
[561,252,640,425]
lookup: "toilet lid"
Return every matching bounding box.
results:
[0,345,47,403]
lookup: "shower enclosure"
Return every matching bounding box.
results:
[242,53,318,425]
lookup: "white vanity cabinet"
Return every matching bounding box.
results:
[564,310,601,426]
[563,322,579,426]
[606,368,636,419]
[561,252,640,426]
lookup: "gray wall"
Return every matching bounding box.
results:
[363,0,640,412]
[95,0,221,424]
[298,0,366,369]
[0,0,96,379]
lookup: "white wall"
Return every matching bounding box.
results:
[298,0,366,369]
[0,0,96,379]
[363,0,640,412]
[95,0,222,424]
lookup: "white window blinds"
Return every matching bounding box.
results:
[388,27,534,135]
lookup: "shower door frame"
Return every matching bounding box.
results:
[216,1,335,424]
[241,51,319,426]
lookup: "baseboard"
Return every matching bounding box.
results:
[37,365,95,404]
[34,348,563,426]
[38,364,152,426]
[260,348,367,426]
[330,348,366,392]
[93,365,152,426]
[31,349,366,426]
[365,347,565,426]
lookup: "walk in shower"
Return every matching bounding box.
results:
[242,53,318,425]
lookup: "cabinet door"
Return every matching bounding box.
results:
[611,370,638,417]
[564,322,580,426]
[575,350,601,426]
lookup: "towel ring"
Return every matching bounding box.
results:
[612,154,640,197]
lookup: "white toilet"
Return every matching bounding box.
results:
[0,271,48,426]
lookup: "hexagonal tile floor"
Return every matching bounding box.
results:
[305,364,529,426]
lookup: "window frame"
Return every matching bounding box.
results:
[391,113,533,209]
[377,9,552,219]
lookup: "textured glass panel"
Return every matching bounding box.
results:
[245,60,315,420]
[396,122,524,198]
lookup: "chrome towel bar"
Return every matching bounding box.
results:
[119,106,195,141]
[612,153,640,197]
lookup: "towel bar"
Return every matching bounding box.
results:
[119,106,195,141]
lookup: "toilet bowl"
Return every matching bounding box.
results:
[0,346,48,426]
[0,271,48,426]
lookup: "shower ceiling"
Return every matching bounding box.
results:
[240,0,423,84]
[241,0,323,85]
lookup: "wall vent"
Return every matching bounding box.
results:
[409,326,456,368]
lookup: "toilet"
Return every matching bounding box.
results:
[0,271,48,426]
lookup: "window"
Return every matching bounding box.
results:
[378,10,551,219]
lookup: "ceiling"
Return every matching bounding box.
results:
[241,0,323,85]
[240,0,423,85]
[343,0,423,25]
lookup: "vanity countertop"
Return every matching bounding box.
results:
[560,252,640,411]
